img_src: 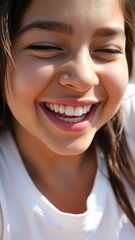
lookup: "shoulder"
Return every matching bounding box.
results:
[0,131,20,239]
[0,131,20,185]
[123,83,135,131]
[0,131,16,206]
[123,83,135,164]
[123,83,135,99]
[0,131,16,161]
[123,83,135,105]
[0,131,13,175]
[123,83,135,111]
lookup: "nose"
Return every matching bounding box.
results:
[59,48,99,92]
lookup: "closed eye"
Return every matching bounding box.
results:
[92,48,122,61]
[94,49,121,54]
[27,44,62,50]
[26,44,64,58]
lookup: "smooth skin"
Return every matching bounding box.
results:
[5,0,128,213]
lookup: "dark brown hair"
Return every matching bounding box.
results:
[0,0,31,129]
[0,0,135,226]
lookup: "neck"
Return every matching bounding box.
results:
[12,120,97,213]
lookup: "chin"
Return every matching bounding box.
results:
[49,136,94,157]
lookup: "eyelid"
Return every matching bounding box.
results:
[94,48,122,53]
[26,43,63,50]
[91,46,122,61]
[25,43,65,58]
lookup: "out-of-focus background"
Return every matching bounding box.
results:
[131,0,135,82]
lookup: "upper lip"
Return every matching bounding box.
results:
[39,99,99,107]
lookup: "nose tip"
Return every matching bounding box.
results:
[58,53,99,92]
[59,71,99,92]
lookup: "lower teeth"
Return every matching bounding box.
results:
[54,114,87,123]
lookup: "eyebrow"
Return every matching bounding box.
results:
[19,20,73,36]
[93,27,125,38]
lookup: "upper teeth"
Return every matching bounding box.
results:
[45,103,92,116]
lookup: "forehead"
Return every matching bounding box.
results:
[19,0,124,31]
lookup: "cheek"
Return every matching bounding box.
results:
[6,57,55,103]
[100,61,128,101]
[95,61,128,126]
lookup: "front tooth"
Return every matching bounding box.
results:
[65,106,74,116]
[59,105,65,114]
[83,106,87,114]
[54,104,59,112]
[74,107,83,116]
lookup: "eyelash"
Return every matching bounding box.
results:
[26,45,62,51]
[94,48,121,54]
[26,44,64,58]
[26,44,122,61]
[92,48,122,61]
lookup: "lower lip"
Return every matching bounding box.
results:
[39,103,100,132]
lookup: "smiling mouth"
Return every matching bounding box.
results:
[40,102,94,123]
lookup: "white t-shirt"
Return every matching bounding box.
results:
[0,84,135,240]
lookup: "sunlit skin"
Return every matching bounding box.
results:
[5,0,128,213]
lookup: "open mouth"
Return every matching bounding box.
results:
[41,102,93,123]
[39,101,100,132]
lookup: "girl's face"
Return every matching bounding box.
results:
[5,0,128,156]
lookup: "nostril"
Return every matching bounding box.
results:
[66,84,74,87]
